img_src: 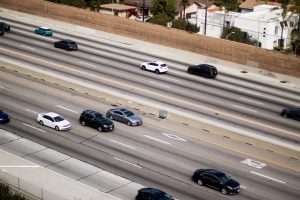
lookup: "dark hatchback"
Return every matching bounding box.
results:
[54,39,77,51]
[0,22,10,32]
[0,110,10,124]
[79,110,114,132]
[136,188,174,200]
[187,64,218,78]
[280,108,300,121]
[192,169,240,195]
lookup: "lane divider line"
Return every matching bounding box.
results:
[144,135,171,145]
[25,108,38,114]
[56,105,78,113]
[113,157,142,168]
[110,140,135,149]
[23,123,46,133]
[250,171,286,184]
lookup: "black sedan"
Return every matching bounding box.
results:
[136,188,174,200]
[106,108,142,126]
[0,22,10,32]
[192,169,240,195]
[54,39,77,51]
[0,110,10,124]
[280,108,300,121]
[187,64,218,78]
[79,110,114,132]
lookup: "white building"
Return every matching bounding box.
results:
[189,4,296,50]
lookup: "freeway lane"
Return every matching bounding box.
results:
[0,25,300,148]
[0,68,299,200]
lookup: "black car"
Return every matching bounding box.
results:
[280,108,300,121]
[54,39,77,51]
[0,110,10,124]
[0,22,10,32]
[136,188,174,200]
[0,28,4,36]
[192,169,240,195]
[79,110,114,132]
[187,64,218,78]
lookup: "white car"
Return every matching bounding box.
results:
[140,61,168,74]
[135,15,150,22]
[37,112,71,131]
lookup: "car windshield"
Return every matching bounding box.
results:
[54,116,64,122]
[124,111,134,117]
[219,174,231,183]
[69,42,76,45]
[160,64,166,67]
[94,113,103,118]
[44,29,51,31]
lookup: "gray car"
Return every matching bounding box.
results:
[106,108,142,126]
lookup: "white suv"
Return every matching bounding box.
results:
[140,61,168,74]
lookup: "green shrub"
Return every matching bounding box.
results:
[0,182,28,200]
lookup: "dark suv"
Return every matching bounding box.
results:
[0,22,10,32]
[187,64,218,78]
[192,169,240,195]
[54,39,77,51]
[280,108,300,121]
[79,110,114,132]
[136,188,174,200]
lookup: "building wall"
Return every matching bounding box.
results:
[0,0,299,77]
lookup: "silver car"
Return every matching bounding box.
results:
[106,108,142,126]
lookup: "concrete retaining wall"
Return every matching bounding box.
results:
[0,0,299,77]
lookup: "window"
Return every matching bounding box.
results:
[290,21,294,27]
[275,26,278,35]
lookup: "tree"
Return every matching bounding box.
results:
[180,0,189,18]
[60,0,86,8]
[151,0,176,18]
[150,13,173,26]
[221,27,255,45]
[172,18,200,32]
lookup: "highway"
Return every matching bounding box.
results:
[0,14,300,200]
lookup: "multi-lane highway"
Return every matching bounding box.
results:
[0,12,300,200]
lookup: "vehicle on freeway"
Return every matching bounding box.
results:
[280,108,300,121]
[106,108,142,126]
[136,187,174,200]
[192,169,240,195]
[79,110,114,132]
[54,39,77,51]
[0,110,10,124]
[0,28,4,36]
[35,27,53,36]
[0,22,10,32]
[37,112,71,131]
[135,15,151,22]
[187,64,218,78]
[140,61,168,74]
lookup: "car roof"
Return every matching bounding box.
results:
[139,187,166,195]
[43,112,60,118]
[197,169,226,177]
[62,39,75,42]
[150,61,165,65]
[40,27,50,29]
[83,110,102,115]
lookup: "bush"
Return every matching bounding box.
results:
[171,18,199,33]
[0,182,28,200]
[150,13,173,26]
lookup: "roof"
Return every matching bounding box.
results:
[40,27,50,29]
[239,0,258,10]
[100,3,136,11]
[43,112,60,117]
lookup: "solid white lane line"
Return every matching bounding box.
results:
[144,135,171,145]
[4,132,19,139]
[23,123,46,133]
[56,105,78,113]
[241,97,264,105]
[0,148,40,167]
[0,165,39,168]
[232,105,257,113]
[240,185,247,189]
[250,171,286,184]
[0,85,5,89]
[25,108,38,114]
[20,45,35,50]
[110,140,135,149]
[79,61,97,68]
[113,157,142,168]
[236,88,261,96]
[149,81,170,88]
[33,41,47,46]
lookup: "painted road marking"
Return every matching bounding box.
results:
[232,105,257,113]
[23,123,46,132]
[114,157,142,168]
[25,108,38,114]
[0,165,39,168]
[241,97,264,105]
[0,85,5,89]
[79,61,97,68]
[165,77,180,82]
[251,171,286,184]
[161,133,186,141]
[236,88,261,96]
[4,132,19,139]
[56,105,78,113]
[149,81,170,88]
[144,135,171,145]
[20,45,35,50]
[242,159,266,169]
[240,185,247,189]
[110,140,135,149]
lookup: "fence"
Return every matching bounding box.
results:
[0,169,65,200]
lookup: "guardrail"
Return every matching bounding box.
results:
[0,170,65,200]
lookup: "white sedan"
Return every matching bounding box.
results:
[37,112,71,131]
[140,61,168,74]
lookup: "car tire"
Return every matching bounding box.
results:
[81,120,86,126]
[109,115,114,120]
[141,66,146,70]
[221,188,227,195]
[97,126,102,132]
[39,120,44,125]
[127,121,132,126]
[55,126,60,131]
[155,69,160,74]
[197,179,203,186]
